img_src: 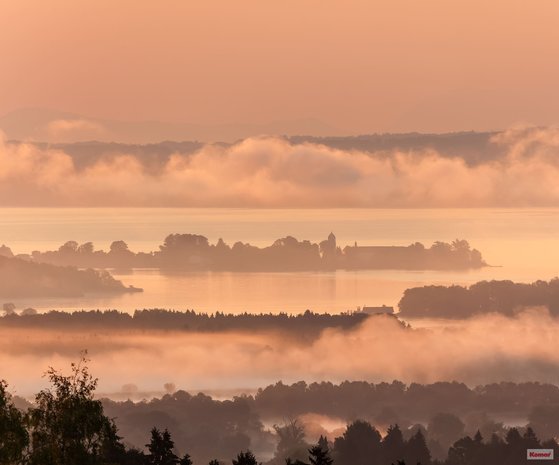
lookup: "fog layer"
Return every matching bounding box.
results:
[2,127,559,207]
[3,309,559,396]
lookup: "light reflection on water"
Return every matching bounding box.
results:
[1,208,558,313]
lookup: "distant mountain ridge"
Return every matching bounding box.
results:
[0,108,506,159]
[4,130,508,170]
[0,107,339,143]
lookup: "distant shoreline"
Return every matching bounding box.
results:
[3,233,486,273]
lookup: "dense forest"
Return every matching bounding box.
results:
[248,380,559,424]
[398,279,559,318]
[2,360,559,465]
[99,380,559,462]
[2,234,485,272]
[0,255,140,298]
[0,309,374,339]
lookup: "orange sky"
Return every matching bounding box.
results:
[1,0,558,133]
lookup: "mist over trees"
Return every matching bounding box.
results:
[248,381,559,431]
[3,361,559,465]
[17,234,485,272]
[398,279,559,318]
[99,379,559,463]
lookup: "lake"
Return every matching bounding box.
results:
[1,208,558,313]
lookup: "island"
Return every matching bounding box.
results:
[3,233,486,272]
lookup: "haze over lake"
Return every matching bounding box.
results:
[2,207,558,313]
[4,3,559,463]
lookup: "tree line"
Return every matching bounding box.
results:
[398,279,559,318]
[250,380,559,425]
[0,309,376,340]
[99,379,559,458]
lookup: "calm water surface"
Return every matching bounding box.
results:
[1,208,558,313]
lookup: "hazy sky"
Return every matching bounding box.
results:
[1,0,558,133]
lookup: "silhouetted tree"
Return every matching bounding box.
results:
[99,420,127,464]
[179,452,193,465]
[110,240,131,254]
[78,242,95,255]
[483,433,504,465]
[0,244,14,258]
[122,448,149,465]
[382,424,405,465]
[272,419,308,464]
[529,405,559,439]
[473,431,482,444]
[317,436,329,453]
[523,426,540,449]
[285,459,308,465]
[0,380,28,465]
[446,435,476,465]
[501,427,525,465]
[146,428,179,465]
[333,420,381,465]
[58,240,79,255]
[308,443,333,465]
[2,303,16,316]
[232,450,259,465]
[404,429,431,465]
[26,354,125,465]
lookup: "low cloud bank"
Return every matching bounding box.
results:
[2,127,559,207]
[2,309,559,396]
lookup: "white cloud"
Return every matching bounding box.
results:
[1,127,559,207]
